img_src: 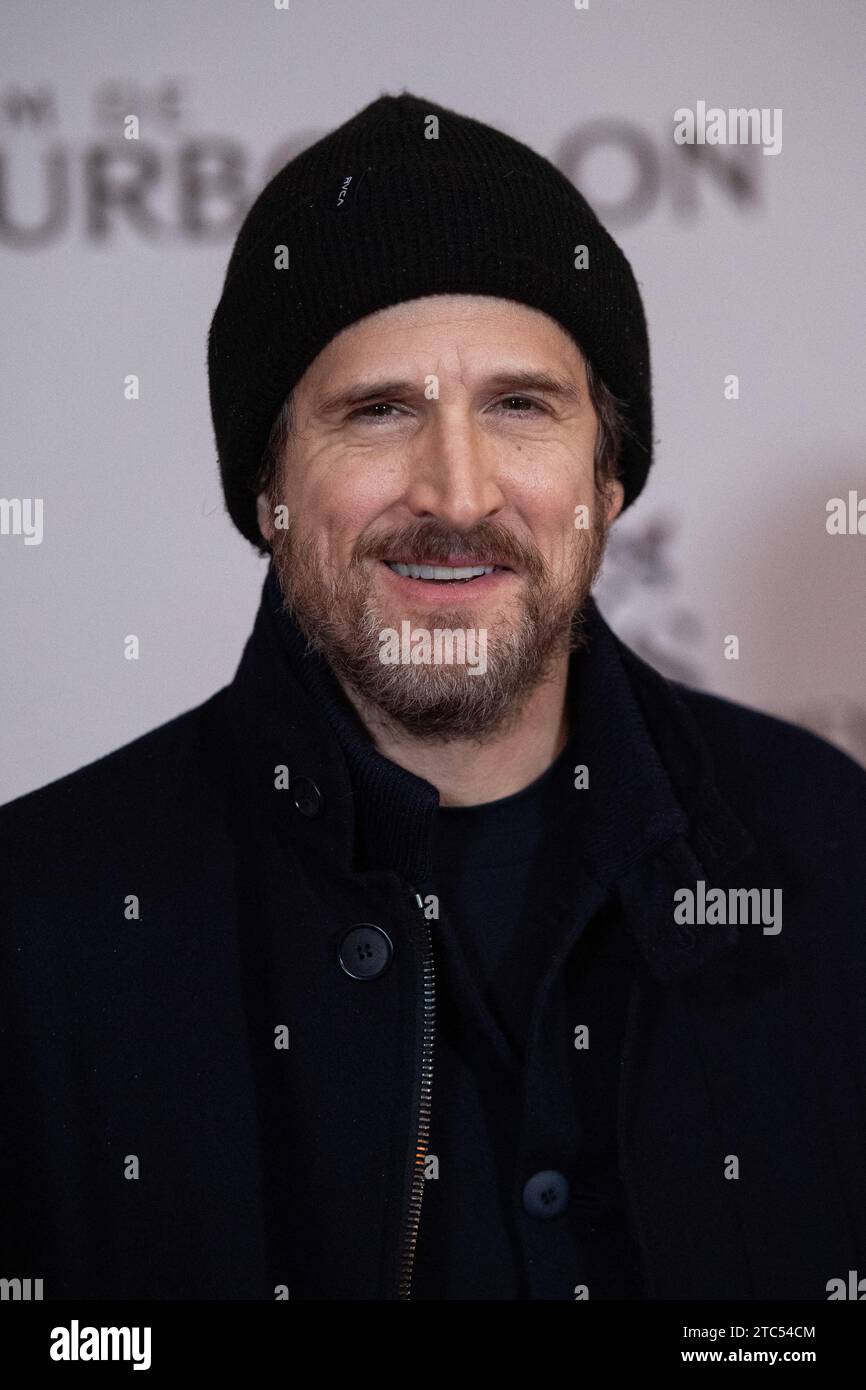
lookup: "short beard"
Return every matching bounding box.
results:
[270,503,611,744]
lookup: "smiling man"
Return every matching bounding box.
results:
[259,294,618,785]
[2,91,866,1304]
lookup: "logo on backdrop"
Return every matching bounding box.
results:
[0,79,764,247]
[597,513,866,772]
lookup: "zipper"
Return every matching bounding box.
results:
[395,887,436,1300]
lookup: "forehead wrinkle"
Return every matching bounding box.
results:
[312,363,584,417]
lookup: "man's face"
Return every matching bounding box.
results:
[260,294,624,740]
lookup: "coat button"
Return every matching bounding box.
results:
[338,924,394,980]
[291,777,322,817]
[522,1169,570,1219]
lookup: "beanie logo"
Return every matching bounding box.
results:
[335,167,371,213]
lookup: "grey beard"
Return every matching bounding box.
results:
[270,520,608,743]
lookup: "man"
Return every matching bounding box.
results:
[2,91,865,1302]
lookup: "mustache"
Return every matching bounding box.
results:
[352,518,547,579]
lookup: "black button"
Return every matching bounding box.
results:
[291,777,322,817]
[522,1169,570,1219]
[338,924,394,980]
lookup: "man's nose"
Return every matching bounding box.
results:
[402,414,506,530]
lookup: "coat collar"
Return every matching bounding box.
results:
[223,563,757,982]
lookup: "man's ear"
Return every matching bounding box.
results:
[256,490,274,545]
[603,478,625,527]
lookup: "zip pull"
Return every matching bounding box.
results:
[408,886,437,947]
[396,882,437,1300]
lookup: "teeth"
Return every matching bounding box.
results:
[387,562,496,581]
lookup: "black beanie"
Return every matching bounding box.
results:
[208,90,653,550]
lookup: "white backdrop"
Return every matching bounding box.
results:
[2,0,864,804]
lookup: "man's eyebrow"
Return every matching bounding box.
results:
[482,370,584,405]
[313,369,583,416]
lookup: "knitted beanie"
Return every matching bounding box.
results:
[207,90,653,550]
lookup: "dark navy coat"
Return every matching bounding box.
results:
[2,571,865,1300]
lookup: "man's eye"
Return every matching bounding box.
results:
[350,402,403,421]
[496,395,544,414]
[348,396,545,422]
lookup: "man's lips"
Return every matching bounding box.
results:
[377,557,517,601]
